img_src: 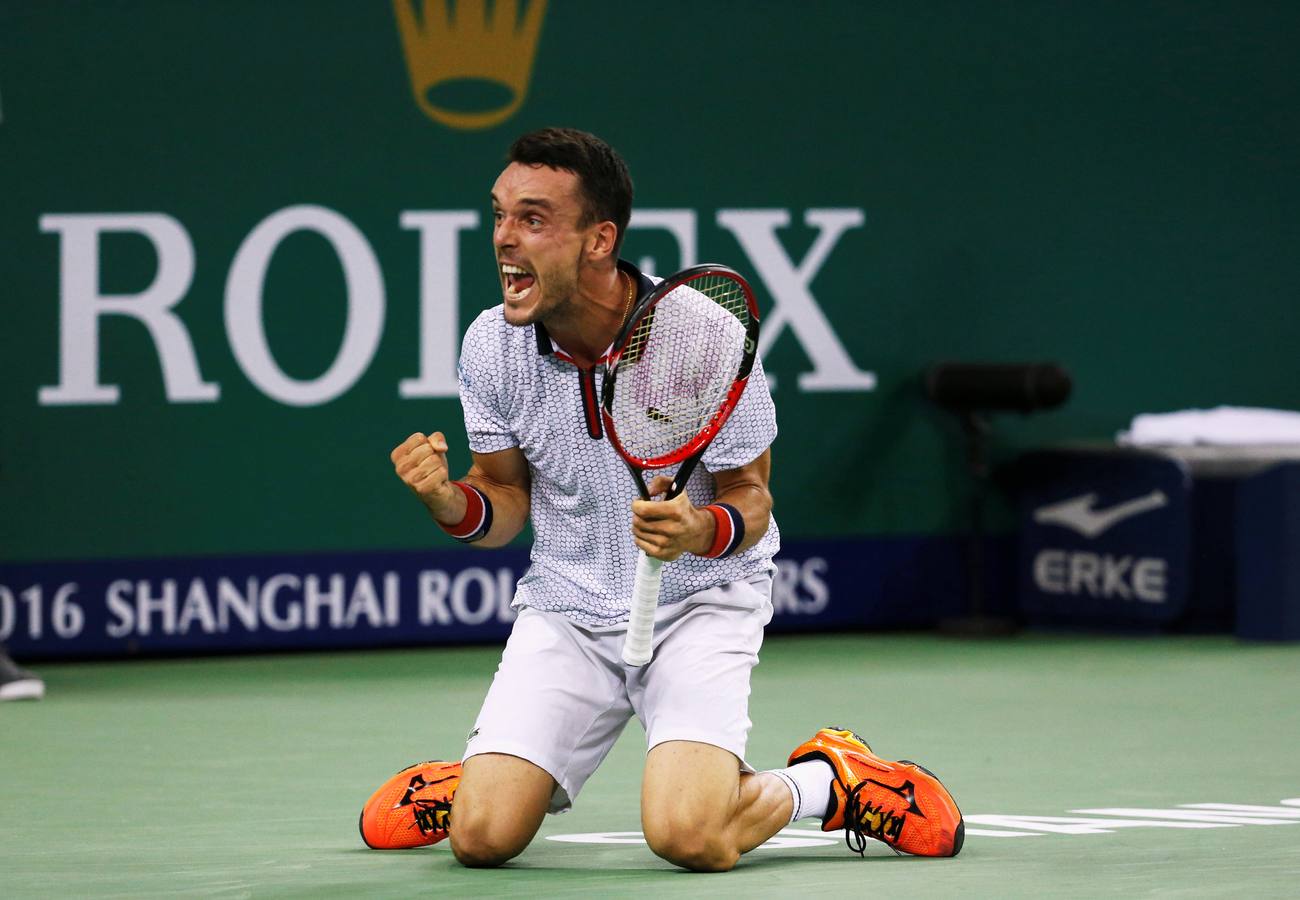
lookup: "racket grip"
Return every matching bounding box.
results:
[622,551,664,666]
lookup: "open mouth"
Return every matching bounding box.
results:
[501,263,536,301]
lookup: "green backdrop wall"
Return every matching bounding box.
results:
[2,1,1297,652]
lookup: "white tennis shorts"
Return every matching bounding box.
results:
[463,574,774,813]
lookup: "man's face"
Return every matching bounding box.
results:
[491,161,593,327]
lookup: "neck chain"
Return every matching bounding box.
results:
[618,270,635,327]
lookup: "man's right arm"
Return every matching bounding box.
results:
[390,431,531,547]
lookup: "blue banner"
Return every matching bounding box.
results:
[0,537,976,659]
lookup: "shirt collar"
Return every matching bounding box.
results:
[533,259,650,356]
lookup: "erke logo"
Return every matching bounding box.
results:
[1033,490,1169,539]
[394,0,548,131]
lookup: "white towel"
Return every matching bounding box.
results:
[1117,406,1300,446]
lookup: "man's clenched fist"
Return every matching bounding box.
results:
[391,432,463,521]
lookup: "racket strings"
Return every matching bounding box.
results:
[610,274,751,462]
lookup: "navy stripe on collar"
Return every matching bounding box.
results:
[534,320,553,355]
[531,259,649,355]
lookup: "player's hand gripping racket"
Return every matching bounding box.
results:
[601,265,760,666]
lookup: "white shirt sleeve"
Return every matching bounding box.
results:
[458,310,519,454]
[701,354,778,472]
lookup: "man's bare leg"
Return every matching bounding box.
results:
[640,740,793,872]
[450,753,555,867]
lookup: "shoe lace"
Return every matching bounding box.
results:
[842,781,907,857]
[399,770,456,837]
[412,797,453,837]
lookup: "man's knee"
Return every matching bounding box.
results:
[449,786,540,867]
[449,816,530,868]
[641,741,747,871]
[643,819,739,872]
[449,753,554,868]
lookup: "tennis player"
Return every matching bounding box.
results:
[360,128,963,870]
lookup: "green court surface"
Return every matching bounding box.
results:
[4,633,1299,898]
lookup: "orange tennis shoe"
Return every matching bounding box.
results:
[358,760,461,850]
[788,727,964,858]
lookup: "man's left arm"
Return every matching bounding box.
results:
[630,448,773,561]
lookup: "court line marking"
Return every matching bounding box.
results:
[546,798,1300,847]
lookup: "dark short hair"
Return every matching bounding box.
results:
[508,127,634,254]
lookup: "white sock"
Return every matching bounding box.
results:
[766,759,835,824]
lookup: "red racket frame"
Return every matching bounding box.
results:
[600,265,761,482]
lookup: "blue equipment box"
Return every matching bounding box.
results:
[1017,446,1300,638]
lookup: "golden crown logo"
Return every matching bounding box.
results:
[394,0,547,131]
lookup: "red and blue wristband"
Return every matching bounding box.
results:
[437,481,493,543]
[703,503,745,558]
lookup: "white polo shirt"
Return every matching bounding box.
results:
[456,262,780,629]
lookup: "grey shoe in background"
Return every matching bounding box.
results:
[0,650,44,701]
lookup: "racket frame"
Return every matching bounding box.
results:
[601,264,761,499]
[599,264,761,666]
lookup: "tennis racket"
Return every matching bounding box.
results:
[601,264,761,666]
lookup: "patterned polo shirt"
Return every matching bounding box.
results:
[456,261,780,629]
